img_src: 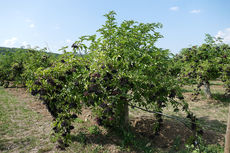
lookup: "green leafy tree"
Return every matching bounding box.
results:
[23,11,201,149]
[0,48,25,87]
[76,11,200,140]
[219,44,230,96]
[0,47,55,87]
[177,34,230,99]
[21,48,55,83]
[26,52,89,149]
[74,11,191,129]
[0,51,14,86]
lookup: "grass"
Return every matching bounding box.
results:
[210,80,224,86]
[181,87,194,93]
[181,81,229,134]
[0,87,55,153]
[213,93,230,105]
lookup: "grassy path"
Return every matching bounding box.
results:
[0,87,55,153]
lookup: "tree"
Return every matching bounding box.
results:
[68,12,200,139]
[26,11,200,148]
[177,34,228,99]
[0,47,54,87]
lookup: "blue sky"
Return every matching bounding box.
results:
[0,0,230,54]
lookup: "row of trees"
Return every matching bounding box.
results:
[174,34,230,99]
[0,11,229,150]
[0,48,55,87]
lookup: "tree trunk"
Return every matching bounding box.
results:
[122,101,129,128]
[203,81,212,99]
[225,104,230,153]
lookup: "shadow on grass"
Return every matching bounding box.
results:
[167,115,225,145]
[0,139,15,151]
[70,115,225,152]
[71,127,157,153]
[212,93,230,106]
[0,137,36,152]
[199,116,226,134]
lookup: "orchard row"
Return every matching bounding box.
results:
[0,11,229,149]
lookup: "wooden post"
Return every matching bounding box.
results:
[225,104,230,153]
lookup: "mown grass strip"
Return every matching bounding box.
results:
[0,87,54,153]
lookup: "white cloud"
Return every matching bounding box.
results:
[216,28,230,44]
[20,41,32,49]
[170,6,179,11]
[3,37,18,47]
[29,23,35,28]
[190,9,201,14]
[21,41,29,46]
[25,18,36,28]
[66,39,72,44]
